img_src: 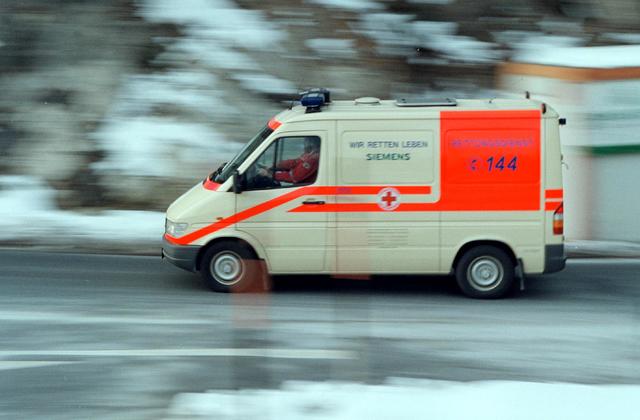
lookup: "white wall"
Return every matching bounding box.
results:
[592,154,640,241]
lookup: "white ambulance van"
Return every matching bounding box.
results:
[162,89,565,298]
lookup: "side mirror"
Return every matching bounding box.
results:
[232,170,242,194]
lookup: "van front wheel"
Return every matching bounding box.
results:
[455,246,515,299]
[200,242,267,293]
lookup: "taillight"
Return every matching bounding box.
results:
[553,203,564,235]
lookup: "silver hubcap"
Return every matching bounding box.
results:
[467,256,503,290]
[210,252,243,286]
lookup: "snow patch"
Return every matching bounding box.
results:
[158,38,261,71]
[108,71,226,118]
[306,0,383,12]
[138,0,292,100]
[602,32,640,44]
[0,176,163,242]
[166,379,640,420]
[358,13,416,57]
[92,68,241,179]
[425,34,501,64]
[232,73,297,97]
[359,16,501,63]
[513,45,640,69]
[494,31,585,50]
[139,0,286,49]
[92,117,239,178]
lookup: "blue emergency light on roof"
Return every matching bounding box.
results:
[300,88,331,113]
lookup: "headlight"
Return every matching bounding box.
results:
[165,219,189,237]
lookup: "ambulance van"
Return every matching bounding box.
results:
[162,89,565,298]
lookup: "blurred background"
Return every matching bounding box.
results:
[1,0,640,246]
[2,3,640,418]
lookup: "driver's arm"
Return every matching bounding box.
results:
[275,158,298,170]
[275,154,318,183]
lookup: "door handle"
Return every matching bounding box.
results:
[302,199,325,205]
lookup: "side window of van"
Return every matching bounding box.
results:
[244,136,321,191]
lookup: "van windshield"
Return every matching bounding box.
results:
[213,125,273,183]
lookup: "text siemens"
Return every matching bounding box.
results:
[366,153,411,161]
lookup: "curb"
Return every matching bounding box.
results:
[566,240,640,258]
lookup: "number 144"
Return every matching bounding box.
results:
[486,156,517,172]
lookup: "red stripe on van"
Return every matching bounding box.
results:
[166,185,432,245]
[330,185,431,195]
[290,203,438,213]
[545,189,563,199]
[545,201,563,211]
[169,187,311,245]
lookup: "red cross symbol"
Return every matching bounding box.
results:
[382,191,396,207]
[377,187,400,211]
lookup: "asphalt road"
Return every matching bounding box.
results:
[0,250,638,419]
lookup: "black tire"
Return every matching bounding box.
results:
[199,241,269,293]
[454,245,515,299]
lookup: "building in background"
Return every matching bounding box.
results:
[499,45,640,241]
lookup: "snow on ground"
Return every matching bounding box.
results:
[602,32,640,44]
[0,176,163,243]
[493,31,585,51]
[166,379,640,420]
[512,45,640,68]
[306,0,383,12]
[92,117,239,178]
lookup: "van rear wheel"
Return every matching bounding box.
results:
[200,242,268,293]
[455,245,515,299]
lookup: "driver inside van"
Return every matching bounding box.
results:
[259,137,320,184]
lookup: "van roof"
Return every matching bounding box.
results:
[276,98,553,124]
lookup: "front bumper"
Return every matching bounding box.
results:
[544,244,566,274]
[162,237,201,272]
